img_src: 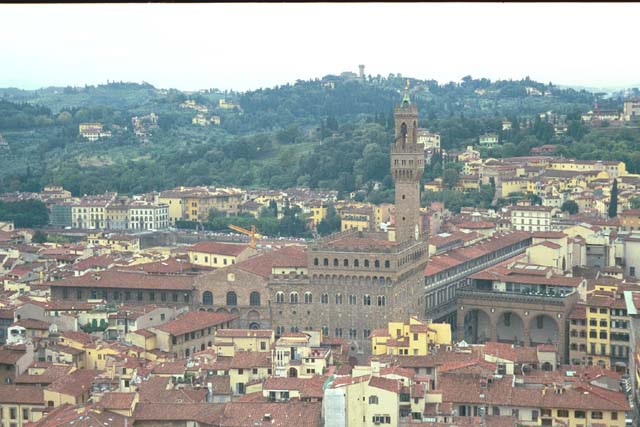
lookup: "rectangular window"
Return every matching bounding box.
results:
[575,410,585,419]
[557,409,568,417]
[9,408,16,420]
[125,291,131,300]
[161,292,167,302]
[22,408,28,421]
[137,291,143,301]
[172,293,178,302]
[591,411,603,420]
[149,292,155,301]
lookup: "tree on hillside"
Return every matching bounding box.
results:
[442,168,460,190]
[561,200,579,215]
[317,205,341,236]
[609,178,618,218]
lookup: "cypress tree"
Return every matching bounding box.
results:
[608,178,618,218]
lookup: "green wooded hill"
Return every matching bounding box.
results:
[0,74,638,203]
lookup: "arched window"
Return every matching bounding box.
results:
[322,326,329,336]
[321,293,329,304]
[354,259,360,267]
[377,295,386,306]
[276,292,284,304]
[276,326,285,336]
[374,260,380,268]
[369,396,379,405]
[384,260,390,268]
[364,260,370,268]
[333,258,339,267]
[364,295,371,306]
[343,259,349,267]
[335,293,343,304]
[290,292,299,304]
[323,258,329,266]
[226,291,237,306]
[202,291,213,306]
[314,258,319,266]
[250,292,261,306]
[304,292,313,304]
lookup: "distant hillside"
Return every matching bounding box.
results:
[0,74,636,201]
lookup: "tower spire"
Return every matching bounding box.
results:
[402,79,411,105]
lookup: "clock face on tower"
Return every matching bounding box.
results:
[415,224,419,241]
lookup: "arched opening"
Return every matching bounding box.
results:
[249,292,261,306]
[247,310,260,321]
[288,367,298,378]
[541,362,553,371]
[314,258,318,266]
[201,343,205,351]
[202,291,213,306]
[289,292,298,304]
[323,258,329,266]
[354,259,359,267]
[276,292,284,304]
[529,315,559,345]
[400,122,407,144]
[333,258,339,267]
[230,308,240,315]
[249,322,260,330]
[463,309,491,344]
[215,307,229,314]
[496,312,525,345]
[226,291,237,306]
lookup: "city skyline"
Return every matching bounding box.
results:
[1,3,640,91]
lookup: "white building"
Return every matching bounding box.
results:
[510,206,553,232]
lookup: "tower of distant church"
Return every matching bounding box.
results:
[390,81,424,243]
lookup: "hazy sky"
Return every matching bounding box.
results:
[1,3,639,91]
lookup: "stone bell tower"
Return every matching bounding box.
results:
[390,81,424,243]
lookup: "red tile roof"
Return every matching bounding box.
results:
[48,270,195,290]
[236,246,307,277]
[188,241,250,256]
[155,311,236,336]
[47,369,102,397]
[97,392,136,410]
[0,385,44,404]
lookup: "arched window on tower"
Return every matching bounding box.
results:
[401,122,408,144]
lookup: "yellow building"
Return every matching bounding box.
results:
[44,369,101,408]
[500,178,528,198]
[187,241,256,268]
[159,186,243,223]
[339,206,373,232]
[620,209,640,232]
[0,386,46,427]
[213,329,274,356]
[310,204,327,228]
[371,316,452,356]
[582,288,630,371]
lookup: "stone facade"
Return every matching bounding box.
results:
[267,93,428,359]
[193,266,272,330]
[456,289,579,363]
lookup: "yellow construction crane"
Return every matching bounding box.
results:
[228,224,262,249]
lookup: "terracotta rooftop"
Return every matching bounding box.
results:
[0,385,44,404]
[235,246,307,277]
[48,369,102,397]
[48,270,195,290]
[154,311,236,336]
[188,241,250,256]
[97,392,136,410]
